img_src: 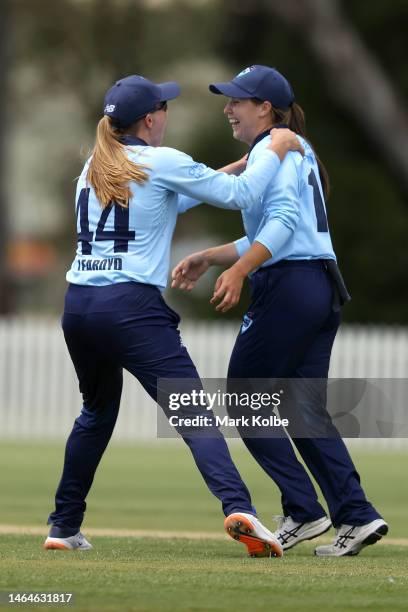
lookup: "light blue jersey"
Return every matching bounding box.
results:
[234,133,336,265]
[67,137,280,290]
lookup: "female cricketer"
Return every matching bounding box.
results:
[172,65,388,557]
[43,73,303,557]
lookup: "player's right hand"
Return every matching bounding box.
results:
[268,128,304,160]
[171,252,210,291]
[234,153,248,175]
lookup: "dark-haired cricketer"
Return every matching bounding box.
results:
[172,65,387,557]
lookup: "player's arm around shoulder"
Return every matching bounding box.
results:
[150,145,274,210]
[151,132,300,210]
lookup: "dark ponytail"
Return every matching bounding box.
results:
[258,100,331,199]
[287,103,330,199]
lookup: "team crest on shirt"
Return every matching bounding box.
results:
[240,312,254,334]
[189,162,206,178]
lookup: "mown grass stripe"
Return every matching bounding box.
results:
[0,524,406,545]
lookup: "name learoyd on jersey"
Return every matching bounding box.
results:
[76,257,123,271]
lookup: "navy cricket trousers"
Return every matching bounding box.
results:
[227,261,381,527]
[48,282,253,531]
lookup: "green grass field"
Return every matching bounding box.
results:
[0,442,407,611]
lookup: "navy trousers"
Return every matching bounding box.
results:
[48,282,254,532]
[228,261,381,527]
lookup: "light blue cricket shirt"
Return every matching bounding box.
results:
[234,132,336,265]
[67,136,281,290]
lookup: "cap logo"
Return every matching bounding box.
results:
[104,104,115,113]
[236,66,255,78]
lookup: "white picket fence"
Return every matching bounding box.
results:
[0,318,407,448]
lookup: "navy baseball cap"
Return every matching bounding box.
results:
[209,65,294,110]
[103,75,181,128]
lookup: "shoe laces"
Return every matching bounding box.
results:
[333,525,355,547]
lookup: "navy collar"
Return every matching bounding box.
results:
[248,124,289,156]
[248,129,271,156]
[121,135,149,146]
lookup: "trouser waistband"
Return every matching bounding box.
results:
[258,259,351,311]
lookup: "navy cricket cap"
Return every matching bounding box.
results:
[103,75,180,128]
[209,65,294,110]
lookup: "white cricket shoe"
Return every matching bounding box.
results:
[43,531,93,551]
[224,512,283,558]
[314,519,388,557]
[273,515,332,550]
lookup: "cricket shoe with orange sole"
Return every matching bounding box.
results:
[43,531,93,550]
[224,512,283,558]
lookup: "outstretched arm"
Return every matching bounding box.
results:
[160,128,304,211]
[176,155,248,214]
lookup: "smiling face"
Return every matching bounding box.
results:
[224,98,273,145]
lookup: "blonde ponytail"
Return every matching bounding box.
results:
[87,116,149,208]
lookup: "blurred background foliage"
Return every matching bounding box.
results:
[1,0,407,322]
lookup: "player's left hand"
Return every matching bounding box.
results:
[210,266,245,313]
